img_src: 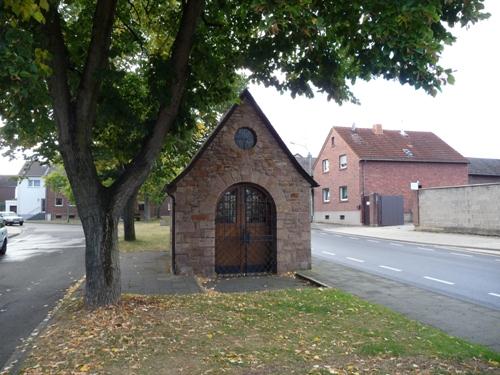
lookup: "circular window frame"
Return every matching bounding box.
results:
[234,127,257,150]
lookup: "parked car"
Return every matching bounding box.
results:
[0,211,24,226]
[0,219,7,255]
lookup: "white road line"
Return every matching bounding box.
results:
[390,242,403,247]
[322,251,336,256]
[334,234,342,238]
[379,265,402,272]
[488,292,500,298]
[418,247,435,252]
[495,259,500,262]
[367,239,379,243]
[348,237,359,240]
[346,257,364,263]
[450,252,473,257]
[423,276,455,285]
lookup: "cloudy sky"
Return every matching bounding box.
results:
[1,0,498,175]
[250,0,500,158]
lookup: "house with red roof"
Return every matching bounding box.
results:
[313,124,469,225]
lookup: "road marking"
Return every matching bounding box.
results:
[390,242,403,247]
[418,247,435,252]
[450,252,473,257]
[379,265,402,272]
[367,239,379,243]
[488,293,500,298]
[334,234,342,238]
[346,257,364,263]
[322,251,336,256]
[424,276,455,285]
[495,259,500,262]
[348,237,359,240]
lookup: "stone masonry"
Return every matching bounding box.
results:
[168,92,315,276]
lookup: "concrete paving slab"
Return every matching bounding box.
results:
[314,223,500,253]
[204,275,313,293]
[298,260,500,352]
[120,251,201,295]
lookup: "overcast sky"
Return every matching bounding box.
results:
[1,0,498,175]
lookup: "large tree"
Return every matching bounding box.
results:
[0,0,488,307]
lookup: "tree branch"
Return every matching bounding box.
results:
[45,7,72,148]
[76,0,118,141]
[109,0,205,213]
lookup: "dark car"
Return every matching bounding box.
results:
[0,211,24,226]
[0,219,7,255]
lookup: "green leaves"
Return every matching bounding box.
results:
[3,0,49,23]
[0,0,490,185]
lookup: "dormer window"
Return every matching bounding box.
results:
[402,148,414,157]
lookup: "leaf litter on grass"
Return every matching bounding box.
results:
[18,289,500,374]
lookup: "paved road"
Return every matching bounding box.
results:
[0,224,85,368]
[312,228,500,310]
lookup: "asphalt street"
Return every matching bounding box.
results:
[312,228,500,310]
[0,223,85,369]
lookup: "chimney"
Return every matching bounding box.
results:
[372,124,383,135]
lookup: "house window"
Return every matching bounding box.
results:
[55,197,63,206]
[339,186,348,201]
[322,159,330,173]
[28,179,41,187]
[331,137,335,146]
[322,188,330,203]
[339,154,347,169]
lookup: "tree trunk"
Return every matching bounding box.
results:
[123,191,137,241]
[144,195,151,221]
[82,211,121,307]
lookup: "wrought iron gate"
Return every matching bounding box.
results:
[215,184,276,275]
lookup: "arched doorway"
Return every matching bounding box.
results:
[215,183,276,275]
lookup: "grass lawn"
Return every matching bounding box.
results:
[118,220,170,252]
[19,289,499,374]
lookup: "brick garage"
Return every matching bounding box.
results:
[314,125,469,225]
[167,90,318,276]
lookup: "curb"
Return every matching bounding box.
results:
[313,226,500,256]
[295,271,331,289]
[0,277,85,375]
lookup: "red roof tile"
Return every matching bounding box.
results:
[334,126,467,163]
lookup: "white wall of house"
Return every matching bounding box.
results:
[16,177,46,218]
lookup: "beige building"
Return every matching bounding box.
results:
[167,90,318,276]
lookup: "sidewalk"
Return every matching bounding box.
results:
[298,261,500,352]
[313,223,500,252]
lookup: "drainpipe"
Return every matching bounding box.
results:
[307,152,313,222]
[360,160,366,224]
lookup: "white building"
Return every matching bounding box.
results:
[12,161,50,219]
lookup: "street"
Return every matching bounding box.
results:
[0,224,85,368]
[312,228,500,310]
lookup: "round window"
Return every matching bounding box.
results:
[234,127,256,149]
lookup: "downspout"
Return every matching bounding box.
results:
[361,160,366,224]
[167,192,176,274]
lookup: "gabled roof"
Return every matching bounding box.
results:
[18,160,50,177]
[294,153,316,176]
[333,126,467,163]
[467,158,500,176]
[0,175,17,188]
[167,89,319,191]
